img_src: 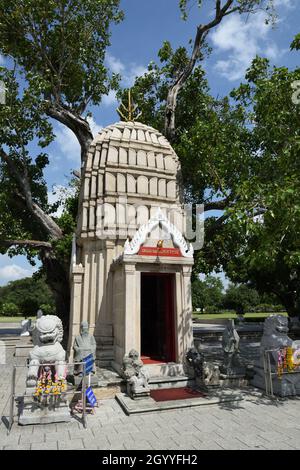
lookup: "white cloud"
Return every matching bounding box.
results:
[102,90,118,107]
[55,125,80,161]
[211,12,286,81]
[47,189,63,217]
[48,183,78,217]
[54,116,102,161]
[87,116,102,136]
[106,53,147,87]
[103,53,148,107]
[106,54,125,74]
[0,264,34,281]
[274,0,295,8]
[124,64,148,87]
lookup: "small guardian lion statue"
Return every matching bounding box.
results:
[121,349,150,399]
[186,346,220,389]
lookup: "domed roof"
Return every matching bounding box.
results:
[95,121,171,148]
[79,121,183,239]
[85,121,180,172]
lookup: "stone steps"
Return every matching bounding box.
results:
[143,362,185,378]
[149,374,193,390]
[0,336,22,347]
[91,365,194,397]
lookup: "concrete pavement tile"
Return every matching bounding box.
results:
[58,438,84,450]
[31,442,58,450]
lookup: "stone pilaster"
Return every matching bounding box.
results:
[68,265,84,359]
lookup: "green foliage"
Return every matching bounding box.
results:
[192,278,283,314]
[192,275,223,311]
[52,178,79,265]
[204,305,223,314]
[118,42,204,136]
[178,1,276,22]
[291,33,300,51]
[0,302,19,316]
[0,0,124,273]
[39,303,56,315]
[126,37,300,316]
[0,0,123,111]
[0,276,55,316]
[0,68,56,263]
[223,57,300,316]
[252,303,284,313]
[222,283,260,315]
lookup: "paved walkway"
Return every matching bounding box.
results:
[1,345,300,450]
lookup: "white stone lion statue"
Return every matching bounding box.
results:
[26,315,66,387]
[251,315,300,396]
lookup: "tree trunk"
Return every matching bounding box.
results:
[279,293,300,319]
[164,0,236,141]
[41,250,70,347]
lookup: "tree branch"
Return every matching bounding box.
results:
[205,213,229,236]
[45,103,93,163]
[0,239,53,249]
[0,148,63,240]
[204,199,228,211]
[164,0,237,141]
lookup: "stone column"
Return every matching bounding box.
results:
[95,239,115,366]
[124,262,138,359]
[179,265,194,361]
[174,271,183,362]
[68,265,84,359]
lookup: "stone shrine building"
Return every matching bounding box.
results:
[68,120,194,377]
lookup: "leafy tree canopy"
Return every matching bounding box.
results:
[0,1,123,331]
[0,0,123,113]
[127,39,300,317]
[192,274,224,311]
[0,275,55,316]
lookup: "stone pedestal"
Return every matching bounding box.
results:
[18,390,71,425]
[126,383,150,400]
[74,374,99,387]
[15,337,32,358]
[219,373,248,388]
[250,366,300,397]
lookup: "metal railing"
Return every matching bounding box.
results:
[8,361,88,435]
[263,348,300,399]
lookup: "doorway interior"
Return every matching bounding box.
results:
[140,272,176,364]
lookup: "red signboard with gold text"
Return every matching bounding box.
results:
[138,246,181,257]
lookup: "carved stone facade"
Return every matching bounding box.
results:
[69,121,194,375]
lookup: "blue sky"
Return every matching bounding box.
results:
[0,0,299,287]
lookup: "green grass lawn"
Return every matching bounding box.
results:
[193,311,287,320]
[0,316,35,323]
[0,313,287,323]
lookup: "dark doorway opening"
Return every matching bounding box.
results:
[140,273,176,363]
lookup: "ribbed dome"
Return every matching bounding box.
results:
[95,121,171,147]
[87,121,179,172]
[78,121,183,238]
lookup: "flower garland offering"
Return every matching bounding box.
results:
[33,378,67,400]
[277,349,285,379]
[33,367,67,400]
[292,348,300,367]
[286,347,294,373]
[276,346,300,378]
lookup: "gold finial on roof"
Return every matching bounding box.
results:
[117,89,142,122]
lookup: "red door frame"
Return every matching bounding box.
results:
[140,272,176,363]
